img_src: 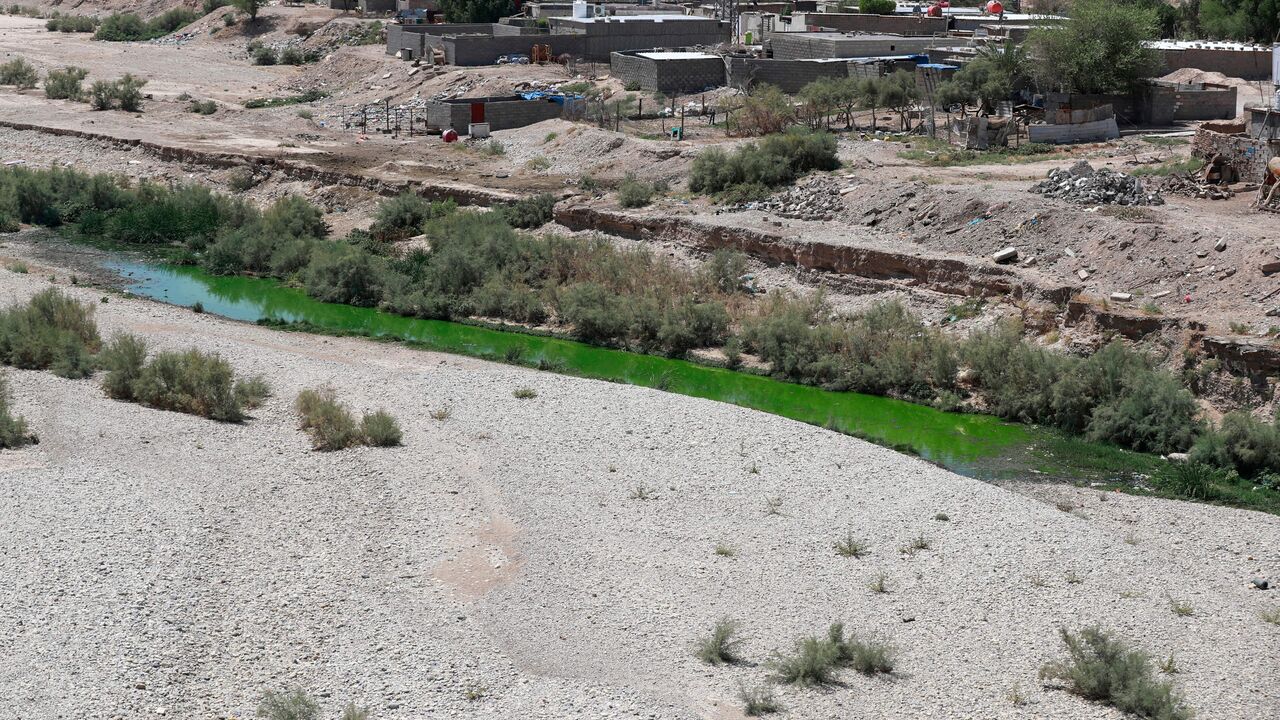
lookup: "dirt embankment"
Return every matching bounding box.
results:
[0,255,1278,720]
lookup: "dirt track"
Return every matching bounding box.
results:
[0,249,1277,720]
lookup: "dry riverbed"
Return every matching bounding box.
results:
[0,264,1277,720]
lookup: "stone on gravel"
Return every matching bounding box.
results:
[1030,162,1164,206]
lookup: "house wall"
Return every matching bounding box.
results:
[426,97,568,133]
[767,33,945,60]
[725,57,851,92]
[788,13,947,36]
[1193,128,1278,182]
[610,52,726,93]
[1158,46,1272,82]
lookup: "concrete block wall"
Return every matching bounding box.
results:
[1193,129,1277,182]
[1168,85,1237,121]
[1158,47,1273,82]
[768,33,942,60]
[425,97,567,133]
[726,57,852,92]
[445,34,583,64]
[789,13,947,36]
[611,52,726,93]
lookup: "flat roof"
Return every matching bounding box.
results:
[637,51,718,59]
[1146,39,1273,51]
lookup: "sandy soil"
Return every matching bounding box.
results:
[0,252,1277,720]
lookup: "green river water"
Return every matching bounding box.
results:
[107,259,1158,483]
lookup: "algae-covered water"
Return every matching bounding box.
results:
[108,259,1158,483]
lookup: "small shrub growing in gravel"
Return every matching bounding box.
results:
[1260,607,1280,626]
[132,348,246,422]
[513,386,537,399]
[0,373,35,449]
[257,688,320,720]
[738,684,780,716]
[770,635,841,686]
[829,622,896,675]
[429,406,452,421]
[234,374,272,409]
[834,531,868,558]
[188,99,217,115]
[616,173,655,208]
[0,289,100,375]
[0,57,37,89]
[279,47,305,65]
[868,572,890,594]
[339,702,370,720]
[252,46,278,65]
[360,409,402,447]
[295,387,360,450]
[1040,626,1193,720]
[1169,599,1194,617]
[44,66,88,100]
[696,618,742,665]
[227,169,257,192]
[98,332,148,400]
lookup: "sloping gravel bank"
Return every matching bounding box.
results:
[0,265,1276,720]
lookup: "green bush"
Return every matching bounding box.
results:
[295,387,360,450]
[361,409,402,446]
[369,192,454,242]
[88,79,116,110]
[95,11,192,41]
[44,66,88,100]
[0,289,100,375]
[0,58,37,89]
[202,0,230,13]
[98,332,147,400]
[86,74,147,112]
[0,373,34,449]
[46,15,97,32]
[1191,411,1280,476]
[689,128,839,199]
[696,618,743,665]
[616,173,655,208]
[738,684,780,716]
[828,622,895,675]
[189,99,217,115]
[859,0,895,13]
[501,193,556,229]
[234,374,271,409]
[771,635,841,686]
[257,688,320,720]
[252,46,278,65]
[1040,626,1192,720]
[279,47,305,65]
[131,348,246,421]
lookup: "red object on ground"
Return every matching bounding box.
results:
[986,0,1003,14]
[1184,294,1192,303]
[442,129,459,143]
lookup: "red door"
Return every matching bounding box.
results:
[470,102,485,124]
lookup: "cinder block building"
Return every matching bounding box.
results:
[425,94,579,134]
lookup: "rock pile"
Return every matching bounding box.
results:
[730,176,845,220]
[1030,160,1164,206]
[1156,172,1234,200]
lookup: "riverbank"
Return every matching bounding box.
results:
[1,240,1278,720]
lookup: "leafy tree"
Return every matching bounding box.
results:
[1198,0,1280,42]
[874,71,919,130]
[1027,0,1161,94]
[948,40,1028,114]
[859,0,896,13]
[233,0,261,21]
[734,83,795,136]
[437,0,516,23]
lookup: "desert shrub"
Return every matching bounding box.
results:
[1191,411,1280,476]
[771,635,841,686]
[0,58,37,89]
[262,195,326,241]
[295,387,359,450]
[257,688,320,720]
[616,173,655,208]
[203,0,230,13]
[279,47,305,65]
[304,242,382,306]
[558,282,632,344]
[189,99,217,115]
[828,623,895,675]
[131,348,246,421]
[98,332,148,400]
[1157,461,1221,501]
[0,289,100,375]
[252,46,278,65]
[47,15,97,32]
[88,80,116,110]
[227,169,257,193]
[360,410,402,446]
[859,0,895,12]
[696,618,743,665]
[738,684,780,716]
[93,12,148,41]
[501,193,556,229]
[1040,626,1192,720]
[234,374,271,409]
[689,128,838,199]
[702,249,748,293]
[0,373,34,449]
[734,84,795,136]
[44,66,88,100]
[369,192,454,242]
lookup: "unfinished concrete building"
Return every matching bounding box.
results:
[1192,108,1279,183]
[388,14,729,64]
[611,50,726,93]
[766,32,954,61]
[425,94,579,134]
[1149,40,1274,82]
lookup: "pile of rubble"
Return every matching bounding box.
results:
[1155,172,1234,200]
[1030,160,1164,206]
[728,176,845,220]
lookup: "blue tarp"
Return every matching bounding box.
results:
[520,91,583,104]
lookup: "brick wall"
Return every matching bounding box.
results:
[611,52,726,93]
[726,57,852,92]
[768,33,943,60]
[425,97,568,133]
[1168,84,1237,121]
[1193,129,1278,183]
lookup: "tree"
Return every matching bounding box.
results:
[437,0,517,23]
[933,80,973,115]
[949,40,1029,115]
[1027,0,1162,95]
[859,0,896,13]
[874,71,919,131]
[1197,0,1280,42]
[734,84,795,136]
[233,0,261,21]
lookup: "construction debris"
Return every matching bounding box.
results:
[1030,161,1164,206]
[1155,172,1234,200]
[729,176,845,221]
[992,247,1018,264]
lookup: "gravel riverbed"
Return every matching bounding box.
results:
[0,260,1276,720]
